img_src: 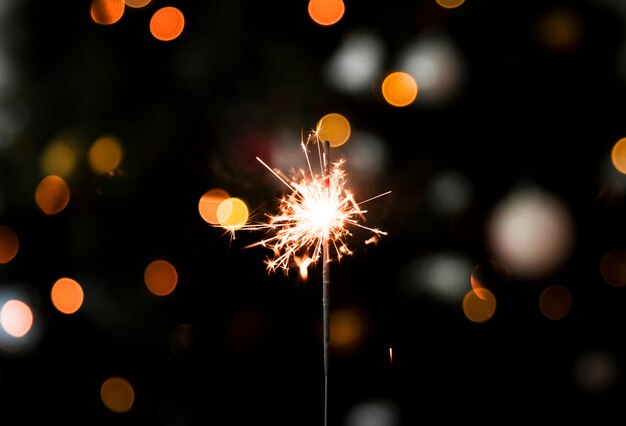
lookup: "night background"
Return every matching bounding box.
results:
[1,0,626,424]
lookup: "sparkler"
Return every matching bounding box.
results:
[233,128,390,425]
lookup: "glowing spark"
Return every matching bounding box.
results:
[389,347,393,364]
[243,131,390,276]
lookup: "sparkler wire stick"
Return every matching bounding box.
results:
[322,139,330,426]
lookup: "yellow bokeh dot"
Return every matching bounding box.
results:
[382,71,418,107]
[316,113,351,148]
[611,138,626,174]
[88,135,123,175]
[217,197,249,230]
[40,137,79,179]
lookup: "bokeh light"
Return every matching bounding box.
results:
[573,350,620,394]
[39,134,79,178]
[169,323,200,359]
[144,259,178,296]
[308,0,345,26]
[533,7,582,54]
[487,187,574,280]
[345,398,400,426]
[539,284,572,320]
[328,308,366,356]
[397,34,465,106]
[51,277,84,315]
[100,376,135,413]
[90,0,125,25]
[217,197,249,231]
[316,112,351,148]
[425,169,472,215]
[0,225,18,263]
[600,248,626,287]
[610,137,626,174]
[35,175,70,215]
[124,0,151,8]
[324,31,384,95]
[0,299,33,338]
[150,7,185,41]
[462,287,497,323]
[88,135,123,175]
[198,188,230,225]
[381,71,418,107]
[400,252,473,304]
[436,0,465,9]
[470,260,510,297]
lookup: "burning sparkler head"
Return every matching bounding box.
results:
[239,131,390,277]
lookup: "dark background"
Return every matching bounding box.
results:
[2,0,626,424]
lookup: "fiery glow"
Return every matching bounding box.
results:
[242,131,389,276]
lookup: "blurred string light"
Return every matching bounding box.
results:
[573,350,620,394]
[308,0,345,26]
[217,197,250,235]
[462,286,496,323]
[435,0,465,9]
[0,286,42,354]
[124,0,151,8]
[610,137,626,174]
[90,0,125,25]
[532,6,583,54]
[344,398,400,426]
[35,175,70,215]
[487,186,574,281]
[198,188,230,225]
[50,277,84,315]
[88,134,124,175]
[100,376,135,414]
[324,31,385,95]
[396,33,465,107]
[381,71,418,107]
[400,252,473,304]
[144,259,178,296]
[424,169,472,216]
[538,284,572,321]
[150,6,185,41]
[0,224,18,264]
[327,308,367,357]
[600,248,626,288]
[469,260,509,321]
[0,299,32,338]
[168,323,200,359]
[39,133,81,179]
[317,113,351,148]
